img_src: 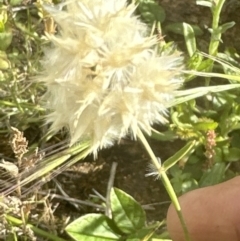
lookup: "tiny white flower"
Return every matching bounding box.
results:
[40,0,183,157]
[145,158,162,180]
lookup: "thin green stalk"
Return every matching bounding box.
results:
[137,128,161,171]
[206,0,226,86]
[161,171,190,241]
[208,0,226,56]
[5,214,67,241]
[137,128,191,241]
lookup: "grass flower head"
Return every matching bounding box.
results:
[41,0,183,157]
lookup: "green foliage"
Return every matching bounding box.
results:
[66,188,163,241]
[136,0,166,24]
[150,0,240,196]
[165,23,203,37]
[182,23,197,57]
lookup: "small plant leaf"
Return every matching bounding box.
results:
[0,31,12,51]
[0,56,10,69]
[10,0,23,6]
[187,52,204,71]
[163,141,196,171]
[111,188,146,234]
[65,214,121,241]
[126,227,155,241]
[196,0,213,8]
[165,23,203,36]
[218,22,235,35]
[150,129,177,141]
[183,23,197,57]
[138,0,166,24]
[193,120,218,131]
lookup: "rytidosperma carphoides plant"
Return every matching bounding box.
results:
[3,0,240,240]
[38,0,191,239]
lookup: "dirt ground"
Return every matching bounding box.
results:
[53,137,181,224]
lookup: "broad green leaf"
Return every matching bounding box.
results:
[193,120,218,131]
[199,162,226,187]
[65,214,121,241]
[111,188,146,234]
[183,23,196,57]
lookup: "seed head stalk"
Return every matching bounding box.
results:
[137,128,191,241]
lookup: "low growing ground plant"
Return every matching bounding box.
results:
[0,0,240,240]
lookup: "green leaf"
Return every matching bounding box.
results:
[165,23,203,36]
[163,141,196,171]
[187,51,204,71]
[138,0,165,24]
[111,188,146,234]
[230,132,240,148]
[0,31,12,51]
[65,214,121,241]
[225,147,240,162]
[0,56,9,69]
[193,120,218,131]
[214,147,223,162]
[199,162,226,187]
[218,22,235,35]
[0,51,10,69]
[150,129,177,141]
[181,178,198,193]
[183,23,196,57]
[10,0,23,6]
[126,227,155,241]
[0,7,8,31]
[196,0,213,8]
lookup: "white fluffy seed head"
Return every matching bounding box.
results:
[40,0,184,157]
